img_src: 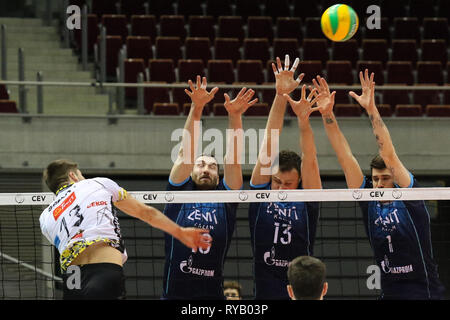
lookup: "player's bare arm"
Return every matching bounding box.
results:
[349,69,411,187]
[169,76,219,184]
[284,85,322,189]
[312,76,364,189]
[114,197,212,252]
[223,87,258,190]
[251,54,304,186]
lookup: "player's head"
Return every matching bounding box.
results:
[223,280,242,300]
[43,159,85,194]
[370,154,394,188]
[191,154,220,190]
[287,256,328,300]
[271,150,301,190]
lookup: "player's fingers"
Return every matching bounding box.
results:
[307,88,318,101]
[276,56,282,73]
[312,78,320,92]
[188,79,195,91]
[196,75,201,88]
[209,86,219,96]
[283,93,296,106]
[290,57,300,72]
[301,84,306,100]
[184,89,192,97]
[243,89,255,101]
[272,62,278,75]
[296,73,305,84]
[349,91,359,100]
[201,76,207,89]
[224,93,231,103]
[359,71,364,86]
[319,77,330,92]
[248,98,259,107]
[284,54,290,71]
[309,95,320,106]
[237,87,247,98]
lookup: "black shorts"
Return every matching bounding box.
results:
[62,263,125,300]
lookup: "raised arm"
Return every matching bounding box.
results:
[251,55,304,186]
[169,76,218,184]
[223,87,258,190]
[284,85,322,189]
[114,197,211,252]
[312,76,364,189]
[349,69,411,187]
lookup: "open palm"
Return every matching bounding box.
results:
[185,75,219,107]
[273,55,304,95]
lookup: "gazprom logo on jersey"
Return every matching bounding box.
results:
[263,246,289,267]
[53,192,76,220]
[180,255,215,277]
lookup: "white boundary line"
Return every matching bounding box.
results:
[0,187,449,206]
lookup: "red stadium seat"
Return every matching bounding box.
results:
[417,62,443,85]
[189,16,215,40]
[413,84,441,109]
[298,60,323,84]
[244,103,270,116]
[273,39,300,64]
[383,0,408,20]
[144,84,170,114]
[383,88,411,108]
[131,15,157,40]
[0,84,9,99]
[364,17,389,41]
[177,0,203,18]
[74,14,98,54]
[149,59,176,83]
[247,16,274,43]
[421,40,448,66]
[178,59,205,82]
[261,82,275,104]
[160,15,186,40]
[243,38,270,64]
[0,100,18,113]
[276,17,302,42]
[356,61,384,85]
[213,103,228,116]
[303,39,329,64]
[438,0,450,19]
[423,18,449,42]
[376,104,393,117]
[218,16,245,43]
[99,35,123,78]
[183,103,211,116]
[326,61,353,85]
[237,60,265,84]
[425,105,450,117]
[124,58,146,99]
[147,0,174,19]
[214,38,241,66]
[387,62,413,85]
[304,18,324,39]
[391,40,418,66]
[332,40,358,67]
[393,17,419,41]
[409,0,436,22]
[395,104,423,117]
[102,15,128,40]
[155,37,182,63]
[121,0,147,18]
[362,40,388,66]
[153,103,180,115]
[444,83,450,105]
[235,0,261,21]
[126,36,152,67]
[207,60,235,84]
[185,37,211,65]
[334,104,362,117]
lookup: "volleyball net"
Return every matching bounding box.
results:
[0,188,449,299]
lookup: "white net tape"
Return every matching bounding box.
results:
[1,187,450,206]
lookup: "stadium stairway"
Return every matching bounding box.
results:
[0,17,109,116]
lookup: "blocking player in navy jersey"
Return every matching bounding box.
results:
[314,70,445,299]
[249,55,322,300]
[40,159,211,299]
[163,76,258,299]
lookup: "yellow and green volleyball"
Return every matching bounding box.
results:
[321,4,359,42]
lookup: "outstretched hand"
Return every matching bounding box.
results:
[310,76,336,116]
[284,85,319,121]
[184,75,219,108]
[179,227,212,253]
[273,55,305,95]
[224,87,258,116]
[349,69,376,112]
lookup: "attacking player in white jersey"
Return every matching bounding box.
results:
[40,159,212,299]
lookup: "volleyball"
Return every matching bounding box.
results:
[321,4,359,42]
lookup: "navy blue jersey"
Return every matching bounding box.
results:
[359,173,445,299]
[162,177,238,299]
[249,181,320,299]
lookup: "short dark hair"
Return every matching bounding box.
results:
[43,159,79,194]
[370,154,386,170]
[287,256,326,300]
[275,150,302,174]
[223,280,242,295]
